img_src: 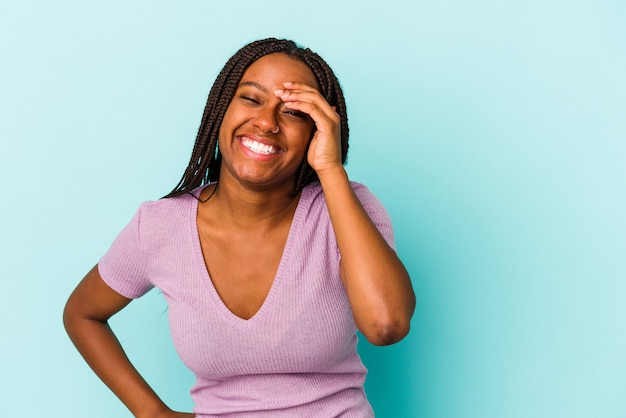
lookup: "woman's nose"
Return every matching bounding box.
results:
[253,107,279,133]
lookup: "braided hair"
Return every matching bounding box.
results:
[164,38,349,198]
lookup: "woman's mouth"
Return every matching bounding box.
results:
[240,137,282,155]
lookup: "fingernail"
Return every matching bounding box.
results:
[284,82,293,87]
[274,89,284,95]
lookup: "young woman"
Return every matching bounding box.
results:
[63,38,415,418]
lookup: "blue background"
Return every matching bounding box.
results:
[1,1,625,417]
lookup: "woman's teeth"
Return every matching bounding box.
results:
[241,138,280,155]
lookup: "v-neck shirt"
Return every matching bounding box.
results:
[99,181,395,417]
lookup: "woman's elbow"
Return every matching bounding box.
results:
[361,316,412,346]
[62,297,82,336]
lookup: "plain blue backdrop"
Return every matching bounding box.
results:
[1,1,625,417]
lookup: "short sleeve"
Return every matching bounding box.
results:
[98,205,154,299]
[352,182,397,251]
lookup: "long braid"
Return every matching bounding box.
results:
[164,38,349,199]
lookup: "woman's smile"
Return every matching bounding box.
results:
[239,135,283,157]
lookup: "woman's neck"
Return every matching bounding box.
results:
[199,177,300,229]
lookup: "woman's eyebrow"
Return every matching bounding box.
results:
[238,81,267,93]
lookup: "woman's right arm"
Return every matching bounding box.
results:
[63,265,193,418]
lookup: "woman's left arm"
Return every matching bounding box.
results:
[318,167,415,345]
[277,82,416,345]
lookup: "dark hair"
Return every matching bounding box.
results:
[164,38,349,198]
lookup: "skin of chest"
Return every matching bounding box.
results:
[196,193,298,320]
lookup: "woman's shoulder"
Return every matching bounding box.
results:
[301,180,391,230]
[131,191,196,225]
[302,180,380,205]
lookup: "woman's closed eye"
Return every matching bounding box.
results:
[283,109,308,119]
[240,95,260,104]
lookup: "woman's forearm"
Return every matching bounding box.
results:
[317,167,416,345]
[63,266,178,417]
[64,313,171,417]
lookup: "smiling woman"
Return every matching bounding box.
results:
[63,38,415,418]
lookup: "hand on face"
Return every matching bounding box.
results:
[274,82,342,175]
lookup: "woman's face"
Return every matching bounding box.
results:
[217,53,318,191]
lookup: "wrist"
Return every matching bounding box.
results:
[316,165,348,184]
[136,403,172,418]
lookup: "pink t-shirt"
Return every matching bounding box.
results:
[99,181,395,417]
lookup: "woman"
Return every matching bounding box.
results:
[63,38,415,417]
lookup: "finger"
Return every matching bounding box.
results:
[274,87,320,103]
[284,100,340,133]
[275,89,337,120]
[282,81,316,92]
[273,81,315,97]
[276,82,334,109]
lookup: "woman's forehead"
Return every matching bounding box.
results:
[240,53,319,90]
